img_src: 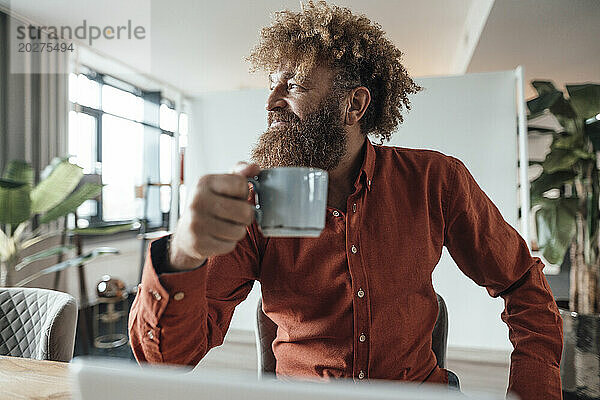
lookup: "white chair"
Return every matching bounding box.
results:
[0,287,77,362]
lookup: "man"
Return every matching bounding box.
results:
[129,2,563,399]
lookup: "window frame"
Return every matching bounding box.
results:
[68,66,179,227]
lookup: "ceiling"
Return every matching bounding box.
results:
[467,0,600,99]
[147,0,479,94]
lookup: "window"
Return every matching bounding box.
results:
[68,110,96,174]
[68,67,186,228]
[69,73,100,109]
[102,85,144,121]
[160,103,178,132]
[159,133,173,214]
[101,115,144,221]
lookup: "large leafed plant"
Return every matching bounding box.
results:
[0,158,125,287]
[528,81,600,314]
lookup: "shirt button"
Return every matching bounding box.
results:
[173,292,185,301]
[357,288,365,298]
[351,245,358,254]
[151,290,162,301]
[359,334,366,342]
[332,210,340,217]
[358,370,365,379]
[147,330,154,340]
[352,203,357,212]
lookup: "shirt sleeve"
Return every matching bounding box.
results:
[128,223,263,366]
[442,156,563,400]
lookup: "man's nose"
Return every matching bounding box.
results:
[266,85,287,111]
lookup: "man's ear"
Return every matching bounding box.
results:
[344,86,371,126]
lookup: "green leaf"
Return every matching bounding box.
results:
[0,181,31,225]
[70,222,133,235]
[528,126,558,135]
[566,84,600,120]
[14,245,75,271]
[535,198,578,265]
[550,132,585,151]
[528,84,580,135]
[0,162,34,227]
[551,99,581,136]
[532,81,559,96]
[586,120,600,151]
[39,156,70,181]
[572,148,596,160]
[40,183,102,224]
[522,160,543,168]
[530,170,576,201]
[31,160,83,214]
[0,179,26,189]
[2,161,33,186]
[527,90,562,117]
[15,247,119,287]
[542,148,590,174]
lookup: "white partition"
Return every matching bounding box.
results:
[188,70,521,351]
[391,71,519,351]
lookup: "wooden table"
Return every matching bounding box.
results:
[0,356,71,399]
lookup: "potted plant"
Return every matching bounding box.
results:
[0,157,127,288]
[528,81,600,399]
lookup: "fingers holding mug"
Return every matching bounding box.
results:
[231,161,261,179]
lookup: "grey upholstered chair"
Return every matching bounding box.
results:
[0,287,78,362]
[255,293,449,376]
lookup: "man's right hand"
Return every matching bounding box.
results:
[168,162,261,271]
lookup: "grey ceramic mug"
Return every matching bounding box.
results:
[247,167,328,237]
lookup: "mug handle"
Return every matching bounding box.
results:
[247,176,263,225]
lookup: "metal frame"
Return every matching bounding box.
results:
[516,66,530,250]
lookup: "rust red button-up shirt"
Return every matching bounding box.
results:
[129,139,563,400]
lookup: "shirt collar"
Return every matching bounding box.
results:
[354,138,376,192]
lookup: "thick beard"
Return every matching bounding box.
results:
[250,95,347,171]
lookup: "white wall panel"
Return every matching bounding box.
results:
[391,71,518,351]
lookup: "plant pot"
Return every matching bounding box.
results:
[559,303,600,400]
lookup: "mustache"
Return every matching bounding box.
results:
[267,110,301,126]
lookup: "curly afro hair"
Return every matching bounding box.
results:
[247,1,422,142]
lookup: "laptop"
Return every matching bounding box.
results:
[71,357,517,400]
